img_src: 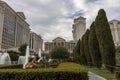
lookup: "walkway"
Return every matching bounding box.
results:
[88,72,106,80]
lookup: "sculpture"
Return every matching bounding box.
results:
[25,56,37,69]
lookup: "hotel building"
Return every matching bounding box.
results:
[45,37,75,53]
[0,1,30,50]
[109,20,120,45]
[72,16,86,43]
[30,31,43,53]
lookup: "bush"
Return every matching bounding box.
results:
[0,64,23,69]
[50,46,70,62]
[18,44,27,56]
[7,50,19,62]
[116,71,120,80]
[0,62,88,80]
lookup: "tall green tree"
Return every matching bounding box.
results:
[89,22,102,68]
[18,44,27,56]
[50,46,69,62]
[7,50,19,62]
[94,9,116,72]
[116,46,120,64]
[83,29,93,66]
[80,35,88,65]
[73,39,81,63]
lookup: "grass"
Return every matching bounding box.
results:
[86,66,116,80]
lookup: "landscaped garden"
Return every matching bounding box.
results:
[0,62,88,80]
[0,8,120,80]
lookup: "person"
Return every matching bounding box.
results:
[25,56,37,69]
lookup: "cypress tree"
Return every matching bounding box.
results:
[80,35,87,65]
[73,39,81,63]
[89,22,102,68]
[83,29,93,66]
[94,9,116,72]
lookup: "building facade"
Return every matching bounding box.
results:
[15,12,30,47]
[45,37,75,53]
[109,20,120,45]
[30,31,43,53]
[0,1,30,50]
[72,16,86,43]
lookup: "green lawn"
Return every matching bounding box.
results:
[87,66,116,80]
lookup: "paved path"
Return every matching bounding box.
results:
[88,72,106,80]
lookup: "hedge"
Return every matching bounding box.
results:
[0,64,23,69]
[0,62,88,80]
[116,71,120,80]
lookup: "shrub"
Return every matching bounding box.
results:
[116,71,120,80]
[0,64,23,69]
[0,62,88,80]
[18,44,27,56]
[7,50,19,62]
[50,46,70,62]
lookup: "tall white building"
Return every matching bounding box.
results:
[109,20,120,45]
[30,31,43,54]
[72,16,86,43]
[0,1,30,50]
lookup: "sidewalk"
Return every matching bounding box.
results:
[88,72,106,80]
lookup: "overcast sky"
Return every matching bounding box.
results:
[5,0,120,42]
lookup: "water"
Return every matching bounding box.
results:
[38,49,43,62]
[18,56,25,64]
[23,46,30,69]
[0,52,11,64]
[38,49,41,58]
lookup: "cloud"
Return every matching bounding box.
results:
[73,0,120,28]
[4,0,120,42]
[66,10,85,19]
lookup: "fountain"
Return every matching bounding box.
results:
[38,49,43,62]
[18,47,43,68]
[48,59,52,62]
[38,49,41,58]
[0,52,11,64]
[18,56,25,64]
[23,46,30,69]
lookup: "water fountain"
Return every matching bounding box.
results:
[18,56,25,64]
[38,49,43,62]
[38,49,41,58]
[0,52,11,64]
[23,46,30,69]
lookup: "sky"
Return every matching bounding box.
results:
[5,0,120,42]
